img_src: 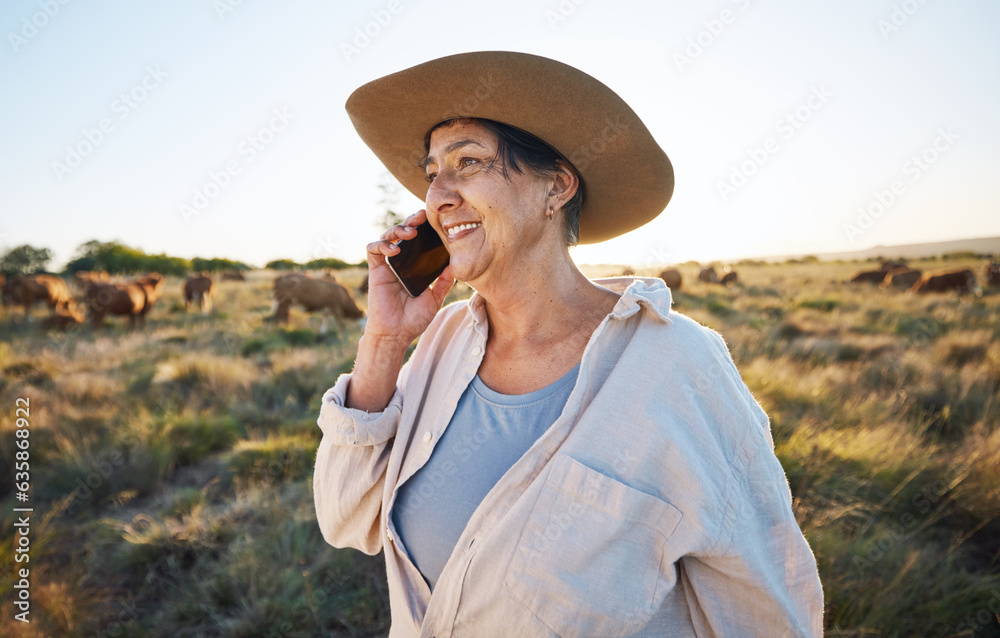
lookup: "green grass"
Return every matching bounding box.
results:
[224,434,320,486]
[1,263,998,636]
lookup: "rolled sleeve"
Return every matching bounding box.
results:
[313,372,403,555]
[318,373,404,446]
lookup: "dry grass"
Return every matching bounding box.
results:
[0,259,998,636]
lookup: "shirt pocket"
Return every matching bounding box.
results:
[502,453,683,638]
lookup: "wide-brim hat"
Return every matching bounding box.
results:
[345,51,673,244]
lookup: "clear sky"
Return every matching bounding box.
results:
[2,0,998,271]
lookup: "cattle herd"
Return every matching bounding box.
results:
[0,269,366,333]
[652,265,738,290]
[649,259,999,296]
[1,259,997,333]
[845,260,993,294]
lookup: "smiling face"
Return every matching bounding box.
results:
[422,119,562,286]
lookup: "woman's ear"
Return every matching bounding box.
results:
[548,160,579,211]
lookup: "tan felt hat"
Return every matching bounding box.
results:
[345,51,674,244]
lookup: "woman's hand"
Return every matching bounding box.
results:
[363,209,455,350]
[346,210,454,412]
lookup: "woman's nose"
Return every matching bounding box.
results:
[425,174,461,215]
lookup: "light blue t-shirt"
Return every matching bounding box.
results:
[391,363,580,589]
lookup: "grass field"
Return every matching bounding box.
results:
[1,258,998,637]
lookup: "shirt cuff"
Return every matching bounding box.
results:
[317,373,402,446]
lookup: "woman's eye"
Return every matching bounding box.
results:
[424,172,437,183]
[461,158,478,168]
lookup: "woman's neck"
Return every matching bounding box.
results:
[475,251,620,347]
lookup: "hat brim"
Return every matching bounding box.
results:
[345,51,673,244]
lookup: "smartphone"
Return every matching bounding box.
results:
[386,222,450,297]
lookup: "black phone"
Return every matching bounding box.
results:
[386,222,450,297]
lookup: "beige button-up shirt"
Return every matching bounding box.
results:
[313,277,824,637]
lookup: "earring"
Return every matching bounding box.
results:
[546,207,554,219]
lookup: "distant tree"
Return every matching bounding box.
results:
[0,244,53,275]
[378,209,404,230]
[67,240,138,274]
[942,250,983,260]
[94,242,144,274]
[144,253,191,277]
[265,259,300,270]
[64,255,98,273]
[65,240,103,273]
[304,257,351,270]
[67,240,190,275]
[65,239,253,276]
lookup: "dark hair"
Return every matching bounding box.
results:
[421,118,586,247]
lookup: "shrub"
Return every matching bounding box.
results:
[225,435,319,485]
[799,298,840,312]
[165,414,244,466]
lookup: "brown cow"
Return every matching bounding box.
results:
[985,263,1000,286]
[41,303,86,331]
[272,272,310,312]
[5,274,73,317]
[134,273,165,306]
[85,273,163,329]
[879,259,907,272]
[698,267,719,284]
[721,270,738,287]
[911,268,977,294]
[72,270,110,290]
[848,270,888,285]
[271,273,365,333]
[659,269,682,289]
[85,282,150,329]
[881,267,922,289]
[220,270,246,282]
[183,273,214,313]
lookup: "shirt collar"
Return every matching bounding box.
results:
[467,289,488,327]
[464,276,672,326]
[595,276,673,324]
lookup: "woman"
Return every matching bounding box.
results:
[314,51,823,637]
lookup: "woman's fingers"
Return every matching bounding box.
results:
[389,225,417,243]
[405,209,427,227]
[366,207,432,274]
[366,239,400,259]
[379,219,422,244]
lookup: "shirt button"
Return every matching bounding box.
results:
[471,345,483,356]
[422,431,433,444]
